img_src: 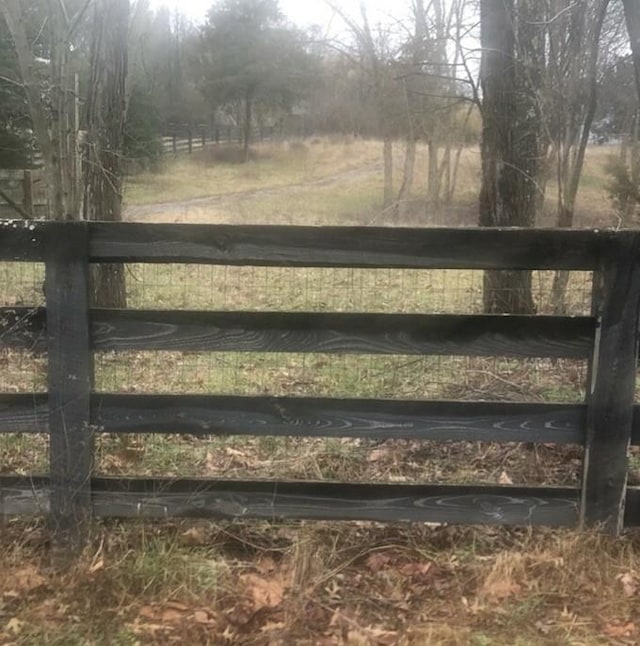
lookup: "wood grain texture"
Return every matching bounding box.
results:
[0,393,590,444]
[0,476,580,527]
[581,237,640,533]
[88,222,613,269]
[0,394,47,433]
[45,222,94,550]
[90,310,595,358]
[92,394,586,444]
[2,308,596,359]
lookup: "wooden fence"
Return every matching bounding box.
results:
[1,222,640,550]
[162,125,278,156]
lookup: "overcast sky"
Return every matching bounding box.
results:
[147,0,403,31]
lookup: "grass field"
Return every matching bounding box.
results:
[1,138,639,645]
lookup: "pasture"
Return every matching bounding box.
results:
[1,138,639,645]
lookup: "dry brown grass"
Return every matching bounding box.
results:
[1,521,639,644]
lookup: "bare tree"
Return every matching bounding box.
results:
[1,0,89,220]
[545,0,610,312]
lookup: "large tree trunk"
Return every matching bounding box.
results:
[623,0,640,105]
[478,0,541,314]
[83,0,129,308]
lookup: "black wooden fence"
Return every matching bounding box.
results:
[1,222,640,549]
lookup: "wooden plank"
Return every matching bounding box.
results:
[88,223,615,269]
[0,394,47,433]
[4,308,595,358]
[93,395,586,444]
[581,237,640,533]
[45,222,94,552]
[625,488,640,527]
[0,476,580,527]
[0,219,47,261]
[90,310,594,358]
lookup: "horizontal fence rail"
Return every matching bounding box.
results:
[2,220,640,547]
[0,221,622,268]
[0,307,596,358]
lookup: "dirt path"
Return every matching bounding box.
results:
[124,161,383,222]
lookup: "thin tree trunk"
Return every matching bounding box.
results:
[383,136,394,210]
[243,97,252,163]
[397,138,417,218]
[427,139,439,212]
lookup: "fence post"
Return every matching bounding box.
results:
[188,129,193,154]
[581,233,640,533]
[45,221,94,555]
[172,134,177,154]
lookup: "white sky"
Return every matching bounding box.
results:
[147,0,404,31]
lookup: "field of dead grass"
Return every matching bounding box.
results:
[123,137,618,228]
[1,138,639,645]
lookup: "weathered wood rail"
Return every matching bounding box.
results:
[1,221,640,547]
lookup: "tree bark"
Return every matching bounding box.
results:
[551,0,610,313]
[623,0,640,105]
[83,0,129,308]
[479,0,541,314]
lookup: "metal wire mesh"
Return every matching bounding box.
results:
[0,261,48,476]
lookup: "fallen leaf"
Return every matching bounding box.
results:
[181,527,208,546]
[399,561,434,581]
[9,567,47,594]
[498,470,513,485]
[193,610,211,624]
[617,572,638,598]
[240,573,284,611]
[4,618,25,636]
[480,577,521,601]
[366,552,392,574]
[604,622,636,638]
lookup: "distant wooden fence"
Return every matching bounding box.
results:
[162,125,278,156]
[1,222,640,550]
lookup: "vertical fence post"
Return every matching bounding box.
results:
[188,129,193,154]
[45,221,93,555]
[172,134,177,154]
[581,233,640,533]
